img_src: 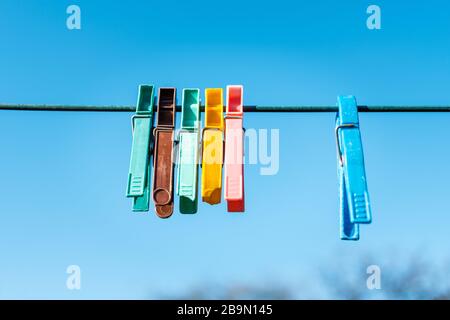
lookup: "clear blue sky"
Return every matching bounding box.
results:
[0,0,450,299]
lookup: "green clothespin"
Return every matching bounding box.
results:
[176,88,201,213]
[126,85,155,211]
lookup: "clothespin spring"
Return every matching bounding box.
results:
[335,123,359,166]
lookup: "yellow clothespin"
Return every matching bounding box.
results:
[201,88,224,204]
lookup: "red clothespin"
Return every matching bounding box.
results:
[224,85,245,212]
[152,88,176,218]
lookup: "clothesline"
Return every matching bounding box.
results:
[2,85,445,241]
[1,104,450,112]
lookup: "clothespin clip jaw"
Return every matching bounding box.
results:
[177,88,201,214]
[152,87,176,218]
[201,88,224,205]
[336,95,371,240]
[224,85,245,212]
[126,85,155,212]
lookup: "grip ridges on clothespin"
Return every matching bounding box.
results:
[353,193,370,222]
[226,176,242,198]
[128,176,144,195]
[180,185,193,195]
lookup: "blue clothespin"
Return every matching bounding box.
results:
[336,95,371,240]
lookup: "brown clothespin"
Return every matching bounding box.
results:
[152,88,176,218]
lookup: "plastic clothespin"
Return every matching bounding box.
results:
[336,95,372,240]
[126,85,155,211]
[176,89,201,214]
[152,88,176,218]
[201,88,224,204]
[224,85,245,212]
